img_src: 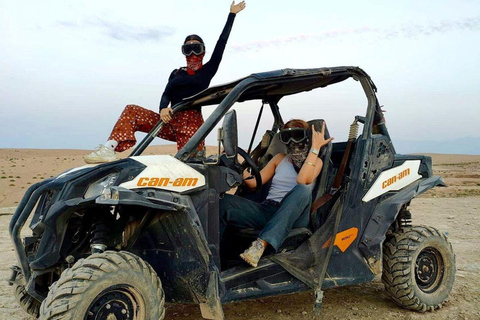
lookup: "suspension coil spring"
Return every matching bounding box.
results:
[90,219,110,253]
[349,120,359,140]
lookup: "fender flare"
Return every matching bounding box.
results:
[358,175,446,266]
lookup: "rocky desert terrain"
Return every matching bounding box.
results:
[0,148,479,319]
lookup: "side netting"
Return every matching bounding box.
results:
[271,192,345,289]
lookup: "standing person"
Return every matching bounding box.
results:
[220,119,334,267]
[84,1,247,164]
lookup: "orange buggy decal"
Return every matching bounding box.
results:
[322,227,359,252]
[382,168,411,189]
[137,177,199,187]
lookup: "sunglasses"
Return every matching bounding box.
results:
[279,128,308,144]
[182,43,205,56]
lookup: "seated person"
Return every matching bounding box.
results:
[220,119,334,267]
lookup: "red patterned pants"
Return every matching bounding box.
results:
[108,105,205,152]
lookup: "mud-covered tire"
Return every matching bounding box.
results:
[382,225,455,312]
[13,279,40,317]
[39,251,165,320]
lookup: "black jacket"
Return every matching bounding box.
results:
[159,12,236,112]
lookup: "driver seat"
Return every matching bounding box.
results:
[235,119,333,251]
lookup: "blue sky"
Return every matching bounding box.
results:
[1,0,479,154]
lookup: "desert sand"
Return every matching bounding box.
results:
[0,147,479,319]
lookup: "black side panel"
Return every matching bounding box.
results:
[364,135,395,189]
[131,209,212,304]
[359,176,445,263]
[325,248,374,287]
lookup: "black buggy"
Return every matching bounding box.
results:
[9,67,455,319]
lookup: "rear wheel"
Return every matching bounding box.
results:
[382,225,455,312]
[39,251,165,320]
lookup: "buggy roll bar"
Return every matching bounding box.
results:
[130,67,392,159]
[175,77,259,161]
[129,76,258,159]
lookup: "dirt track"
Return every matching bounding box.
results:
[1,150,479,319]
[1,198,479,319]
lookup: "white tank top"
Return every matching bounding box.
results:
[266,155,298,203]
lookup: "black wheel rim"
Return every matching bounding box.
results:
[415,247,444,293]
[85,285,144,320]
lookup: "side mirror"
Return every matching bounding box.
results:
[220,110,238,159]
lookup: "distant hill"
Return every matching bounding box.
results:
[393,137,480,155]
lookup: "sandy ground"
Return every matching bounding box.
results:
[0,149,479,319]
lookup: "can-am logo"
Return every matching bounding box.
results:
[137,177,199,187]
[362,160,421,202]
[382,168,410,189]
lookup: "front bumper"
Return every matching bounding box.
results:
[9,179,55,284]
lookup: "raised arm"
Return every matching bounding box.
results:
[297,123,334,185]
[204,1,246,74]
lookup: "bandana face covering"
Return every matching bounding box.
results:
[186,53,204,75]
[287,142,309,172]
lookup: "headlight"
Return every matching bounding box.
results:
[84,173,119,199]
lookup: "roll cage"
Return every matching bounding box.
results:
[130,66,390,160]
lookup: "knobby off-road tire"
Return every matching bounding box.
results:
[13,277,40,317]
[39,251,165,320]
[382,225,455,312]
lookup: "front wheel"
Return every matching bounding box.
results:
[382,225,455,312]
[39,251,165,320]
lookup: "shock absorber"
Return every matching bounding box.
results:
[90,215,111,253]
[349,119,359,141]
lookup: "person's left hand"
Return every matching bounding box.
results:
[160,107,173,123]
[311,123,334,151]
[230,1,246,14]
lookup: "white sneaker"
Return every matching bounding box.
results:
[240,239,266,268]
[83,145,118,164]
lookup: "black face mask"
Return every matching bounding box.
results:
[287,141,309,172]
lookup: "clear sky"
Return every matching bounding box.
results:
[1,0,479,154]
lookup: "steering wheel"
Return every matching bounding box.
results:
[236,147,262,192]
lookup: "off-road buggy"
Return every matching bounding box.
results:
[9,67,455,319]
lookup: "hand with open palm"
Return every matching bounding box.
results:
[230,1,246,14]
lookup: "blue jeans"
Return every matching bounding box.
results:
[219,184,312,251]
